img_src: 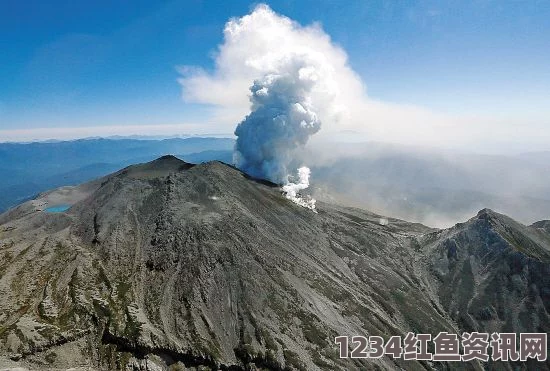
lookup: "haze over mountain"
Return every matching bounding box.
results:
[0,156,549,370]
[303,141,550,227]
[2,138,549,228]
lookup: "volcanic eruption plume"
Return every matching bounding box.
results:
[234,58,320,169]
[233,56,326,209]
[179,4,349,209]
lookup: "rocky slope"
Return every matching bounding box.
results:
[0,156,548,370]
[420,210,550,352]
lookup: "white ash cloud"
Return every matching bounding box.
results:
[220,6,342,208]
[177,4,461,149]
[180,4,349,209]
[233,56,323,184]
[176,4,451,211]
[178,4,351,140]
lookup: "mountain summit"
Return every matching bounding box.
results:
[0,157,549,370]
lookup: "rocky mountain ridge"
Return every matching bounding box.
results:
[0,156,548,370]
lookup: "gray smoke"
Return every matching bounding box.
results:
[233,57,322,184]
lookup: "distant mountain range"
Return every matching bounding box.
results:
[0,137,234,212]
[1,138,549,228]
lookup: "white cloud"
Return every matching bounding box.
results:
[179,4,360,134]
[178,4,549,153]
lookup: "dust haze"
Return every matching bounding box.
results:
[302,140,550,227]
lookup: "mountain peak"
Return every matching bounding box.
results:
[154,154,183,162]
[115,155,194,180]
[467,207,550,262]
[476,207,497,219]
[149,154,193,169]
[474,208,518,226]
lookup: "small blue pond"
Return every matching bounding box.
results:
[44,204,71,213]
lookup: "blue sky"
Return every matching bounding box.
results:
[1,0,549,147]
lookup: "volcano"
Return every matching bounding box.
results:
[0,156,549,370]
